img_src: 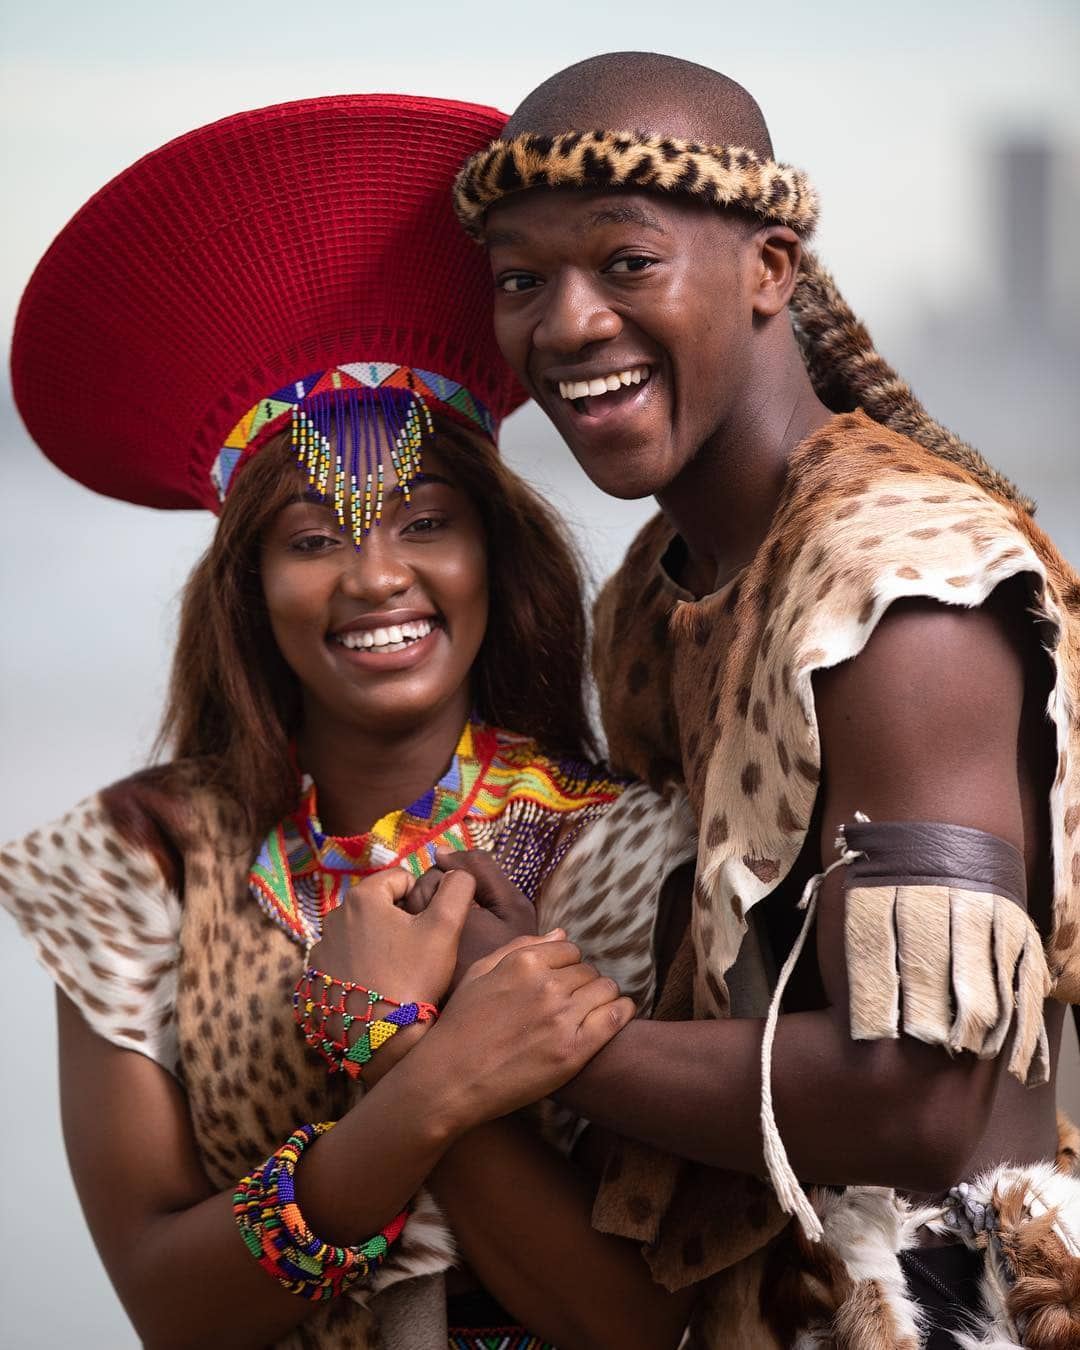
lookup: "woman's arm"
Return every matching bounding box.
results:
[58,932,631,1349]
[430,1118,695,1350]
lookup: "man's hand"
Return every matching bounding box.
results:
[403,850,539,990]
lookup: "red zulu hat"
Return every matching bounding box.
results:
[11,94,526,534]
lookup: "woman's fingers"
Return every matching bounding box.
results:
[577,994,636,1051]
[343,869,412,908]
[466,930,566,981]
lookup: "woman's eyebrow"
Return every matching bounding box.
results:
[409,472,457,489]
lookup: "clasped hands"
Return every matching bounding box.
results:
[307,853,634,1123]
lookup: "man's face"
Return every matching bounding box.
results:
[487,187,757,499]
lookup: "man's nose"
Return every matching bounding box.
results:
[533,270,622,355]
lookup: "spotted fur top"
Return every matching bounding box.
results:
[453,129,819,239]
[592,410,1080,1019]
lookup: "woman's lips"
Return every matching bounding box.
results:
[328,621,443,673]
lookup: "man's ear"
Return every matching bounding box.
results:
[751,226,801,317]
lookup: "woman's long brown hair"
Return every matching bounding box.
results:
[159,420,597,834]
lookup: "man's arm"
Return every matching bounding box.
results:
[558,591,1041,1192]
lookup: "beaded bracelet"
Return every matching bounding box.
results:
[293,967,439,1081]
[233,1121,409,1302]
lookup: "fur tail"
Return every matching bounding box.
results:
[791,252,1035,514]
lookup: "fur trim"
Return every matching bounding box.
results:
[453,129,818,238]
[791,252,1034,512]
[1057,1112,1080,1178]
[845,884,1052,1086]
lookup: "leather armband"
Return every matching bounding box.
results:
[842,820,1051,1086]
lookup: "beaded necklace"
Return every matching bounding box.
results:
[248,719,625,951]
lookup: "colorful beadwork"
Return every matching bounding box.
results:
[248,720,626,951]
[210,363,493,548]
[293,967,439,1080]
[232,1122,408,1302]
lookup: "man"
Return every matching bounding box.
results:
[447,52,1080,1347]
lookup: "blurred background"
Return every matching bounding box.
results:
[1,1,1077,1343]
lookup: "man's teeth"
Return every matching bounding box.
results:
[335,619,435,652]
[558,366,649,401]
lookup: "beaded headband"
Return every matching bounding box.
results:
[212,363,494,546]
[453,129,819,239]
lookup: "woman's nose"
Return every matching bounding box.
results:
[337,530,413,603]
[533,270,622,355]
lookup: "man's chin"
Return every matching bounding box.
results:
[565,439,677,502]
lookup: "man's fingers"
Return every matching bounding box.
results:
[496,937,581,973]
[433,849,521,918]
[424,870,477,939]
[402,868,444,915]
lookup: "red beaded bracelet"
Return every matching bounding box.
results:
[292,968,439,1080]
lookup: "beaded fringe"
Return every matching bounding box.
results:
[292,381,432,548]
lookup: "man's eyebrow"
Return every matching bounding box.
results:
[484,227,526,249]
[580,204,667,233]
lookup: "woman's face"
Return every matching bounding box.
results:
[260,442,489,740]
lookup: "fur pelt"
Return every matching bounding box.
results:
[453,129,818,238]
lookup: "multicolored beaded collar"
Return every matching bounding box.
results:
[211,363,495,548]
[248,719,625,952]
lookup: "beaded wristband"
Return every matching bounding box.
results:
[293,968,439,1081]
[233,1121,409,1302]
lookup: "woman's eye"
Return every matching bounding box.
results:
[606,256,654,274]
[289,532,339,554]
[497,274,539,295]
[403,514,446,535]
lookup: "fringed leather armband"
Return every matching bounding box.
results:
[843,821,1052,1086]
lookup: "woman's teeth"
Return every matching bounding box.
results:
[557,366,649,401]
[335,618,434,653]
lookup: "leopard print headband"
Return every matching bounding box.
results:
[453,130,818,239]
[452,128,1031,512]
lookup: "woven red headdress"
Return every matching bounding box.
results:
[11,94,526,537]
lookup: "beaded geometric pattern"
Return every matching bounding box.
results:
[248,719,626,950]
[210,363,495,547]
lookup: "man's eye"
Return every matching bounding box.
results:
[497,274,539,294]
[606,256,654,274]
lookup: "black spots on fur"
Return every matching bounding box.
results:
[768,177,791,207]
[677,158,700,190]
[795,755,820,784]
[626,1193,654,1224]
[626,153,656,184]
[707,813,729,848]
[776,740,791,776]
[558,132,583,156]
[736,149,754,169]
[581,146,615,183]
[659,138,680,161]
[698,177,719,204]
[496,154,524,192]
[736,685,752,718]
[524,133,554,156]
[752,699,769,734]
[741,762,763,796]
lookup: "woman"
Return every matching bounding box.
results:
[1,95,697,1349]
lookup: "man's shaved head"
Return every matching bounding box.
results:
[505,51,773,159]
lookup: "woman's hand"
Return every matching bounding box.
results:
[404,850,539,991]
[412,933,636,1130]
[309,867,475,1007]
